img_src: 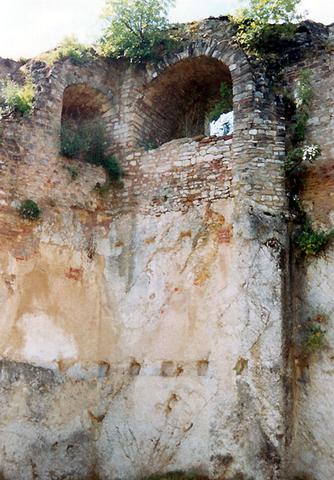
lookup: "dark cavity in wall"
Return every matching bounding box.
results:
[60,83,113,160]
[136,55,233,147]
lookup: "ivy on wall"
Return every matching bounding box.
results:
[284,70,333,257]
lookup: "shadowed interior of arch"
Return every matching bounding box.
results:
[61,84,110,120]
[136,55,233,148]
[60,84,113,161]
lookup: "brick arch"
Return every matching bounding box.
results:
[61,83,112,122]
[134,39,254,147]
[146,38,250,87]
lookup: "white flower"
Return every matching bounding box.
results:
[302,144,321,163]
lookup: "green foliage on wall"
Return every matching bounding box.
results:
[41,36,93,66]
[282,70,333,258]
[290,70,313,143]
[233,0,302,57]
[285,144,321,174]
[60,119,122,181]
[0,78,35,116]
[18,199,41,220]
[296,225,334,256]
[304,322,327,353]
[60,121,88,158]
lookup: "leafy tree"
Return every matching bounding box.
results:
[99,0,175,63]
[233,0,303,56]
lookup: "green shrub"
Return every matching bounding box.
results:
[233,0,302,57]
[0,79,35,116]
[291,110,308,144]
[83,121,108,166]
[285,144,321,173]
[285,70,321,237]
[294,70,313,109]
[60,120,106,161]
[103,154,123,180]
[99,0,176,63]
[207,82,233,123]
[42,36,93,66]
[289,71,313,144]
[285,147,303,173]
[235,20,298,58]
[60,119,122,181]
[304,323,326,352]
[18,199,41,220]
[295,225,334,256]
[60,121,88,157]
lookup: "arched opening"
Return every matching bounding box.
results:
[60,84,112,162]
[137,56,233,148]
[62,84,111,120]
[60,84,122,181]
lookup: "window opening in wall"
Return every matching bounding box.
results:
[137,56,233,148]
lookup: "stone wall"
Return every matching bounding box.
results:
[283,24,334,480]
[1,16,332,480]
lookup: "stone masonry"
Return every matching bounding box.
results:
[0,17,333,480]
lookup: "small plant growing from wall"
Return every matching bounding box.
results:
[295,224,334,257]
[301,315,328,354]
[60,119,122,183]
[285,144,321,174]
[304,323,326,352]
[18,199,41,220]
[103,154,122,180]
[283,70,334,258]
[0,78,35,116]
[40,36,94,66]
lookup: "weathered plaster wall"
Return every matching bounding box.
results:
[0,197,236,480]
[0,17,315,480]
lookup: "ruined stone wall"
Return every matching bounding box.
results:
[284,24,334,480]
[0,17,307,480]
